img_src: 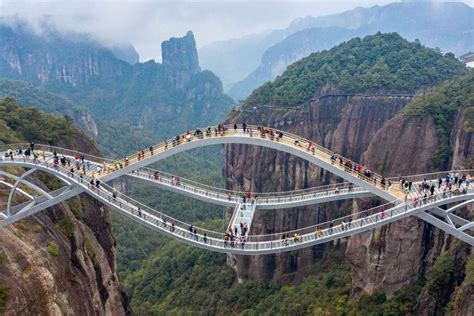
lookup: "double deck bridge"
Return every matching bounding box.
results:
[1,125,472,254]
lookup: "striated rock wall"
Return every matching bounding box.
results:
[225,87,473,306]
[0,134,129,314]
[347,102,473,297]
[225,91,410,282]
[161,31,201,90]
[0,193,129,315]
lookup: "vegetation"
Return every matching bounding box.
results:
[47,242,59,257]
[0,79,91,130]
[245,33,466,107]
[404,71,474,169]
[115,222,424,316]
[466,254,474,286]
[426,252,456,301]
[0,284,8,314]
[0,97,92,146]
[56,217,76,238]
[0,80,161,157]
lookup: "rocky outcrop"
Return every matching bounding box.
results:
[346,81,473,297]
[225,91,410,281]
[0,193,129,315]
[162,31,201,90]
[78,109,99,137]
[0,25,234,138]
[225,79,473,309]
[162,31,200,74]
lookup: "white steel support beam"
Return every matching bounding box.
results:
[5,168,40,216]
[0,187,82,228]
[416,211,474,246]
[0,180,34,200]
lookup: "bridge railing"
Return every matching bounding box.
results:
[387,170,474,184]
[1,156,472,252]
[244,184,473,247]
[118,124,392,194]
[2,124,392,196]
[1,155,229,241]
[134,167,364,203]
[0,143,115,165]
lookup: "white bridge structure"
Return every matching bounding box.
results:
[1,124,473,254]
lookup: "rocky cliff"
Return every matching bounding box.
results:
[224,34,472,312]
[0,193,129,315]
[226,91,411,281]
[0,24,234,138]
[162,31,201,74]
[227,2,474,100]
[0,98,129,314]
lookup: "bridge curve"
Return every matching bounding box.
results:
[1,158,472,252]
[96,125,400,202]
[128,169,373,209]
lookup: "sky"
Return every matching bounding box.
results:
[1,0,472,62]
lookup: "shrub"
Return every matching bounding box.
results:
[47,242,59,257]
[56,217,75,237]
[0,284,9,313]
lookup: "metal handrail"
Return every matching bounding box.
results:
[134,168,363,201]
[1,154,472,252]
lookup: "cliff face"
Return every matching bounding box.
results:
[0,25,130,88]
[0,25,234,138]
[0,193,129,315]
[225,70,473,309]
[0,98,129,314]
[162,31,201,73]
[226,90,410,281]
[162,31,201,91]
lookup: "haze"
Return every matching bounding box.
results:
[1,0,472,62]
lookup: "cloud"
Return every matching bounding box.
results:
[2,0,466,62]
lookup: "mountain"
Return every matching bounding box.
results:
[0,79,160,157]
[244,33,466,107]
[0,79,98,135]
[0,97,129,314]
[223,33,472,313]
[198,6,343,91]
[0,24,235,138]
[109,43,140,65]
[200,1,474,100]
[199,31,289,90]
[228,26,356,101]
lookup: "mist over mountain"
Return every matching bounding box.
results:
[200,1,474,100]
[1,2,473,315]
[0,22,234,139]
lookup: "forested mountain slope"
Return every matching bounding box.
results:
[0,97,129,314]
[0,24,234,138]
[221,1,474,100]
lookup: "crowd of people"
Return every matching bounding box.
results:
[2,129,473,252]
[401,171,472,206]
[3,142,42,163]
